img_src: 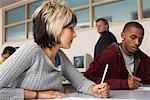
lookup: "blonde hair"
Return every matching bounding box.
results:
[32,0,77,48]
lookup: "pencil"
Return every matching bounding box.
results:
[101,64,109,84]
[125,65,133,77]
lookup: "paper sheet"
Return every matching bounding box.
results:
[136,86,150,91]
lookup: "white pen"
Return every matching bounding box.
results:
[101,64,109,84]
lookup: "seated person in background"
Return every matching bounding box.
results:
[94,18,117,59]
[84,21,150,90]
[0,46,16,64]
[0,0,109,99]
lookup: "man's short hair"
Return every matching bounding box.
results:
[122,21,144,34]
[96,18,109,25]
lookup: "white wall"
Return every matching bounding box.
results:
[62,29,99,63]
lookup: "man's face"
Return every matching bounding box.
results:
[121,27,144,56]
[96,20,108,34]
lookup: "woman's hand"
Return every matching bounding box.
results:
[88,82,110,98]
[37,90,67,99]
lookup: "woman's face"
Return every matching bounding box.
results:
[60,27,76,49]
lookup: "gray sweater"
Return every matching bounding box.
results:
[0,42,94,100]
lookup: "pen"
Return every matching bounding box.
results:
[125,65,133,77]
[101,64,109,84]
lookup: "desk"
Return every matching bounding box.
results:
[29,86,150,100]
[68,90,150,100]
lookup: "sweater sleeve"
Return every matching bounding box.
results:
[0,43,38,99]
[59,50,95,94]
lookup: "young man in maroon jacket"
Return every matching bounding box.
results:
[84,21,150,90]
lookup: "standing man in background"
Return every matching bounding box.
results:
[94,18,117,58]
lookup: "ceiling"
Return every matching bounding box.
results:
[0,0,21,8]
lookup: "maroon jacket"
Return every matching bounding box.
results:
[84,43,150,90]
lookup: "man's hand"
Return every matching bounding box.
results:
[128,76,142,89]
